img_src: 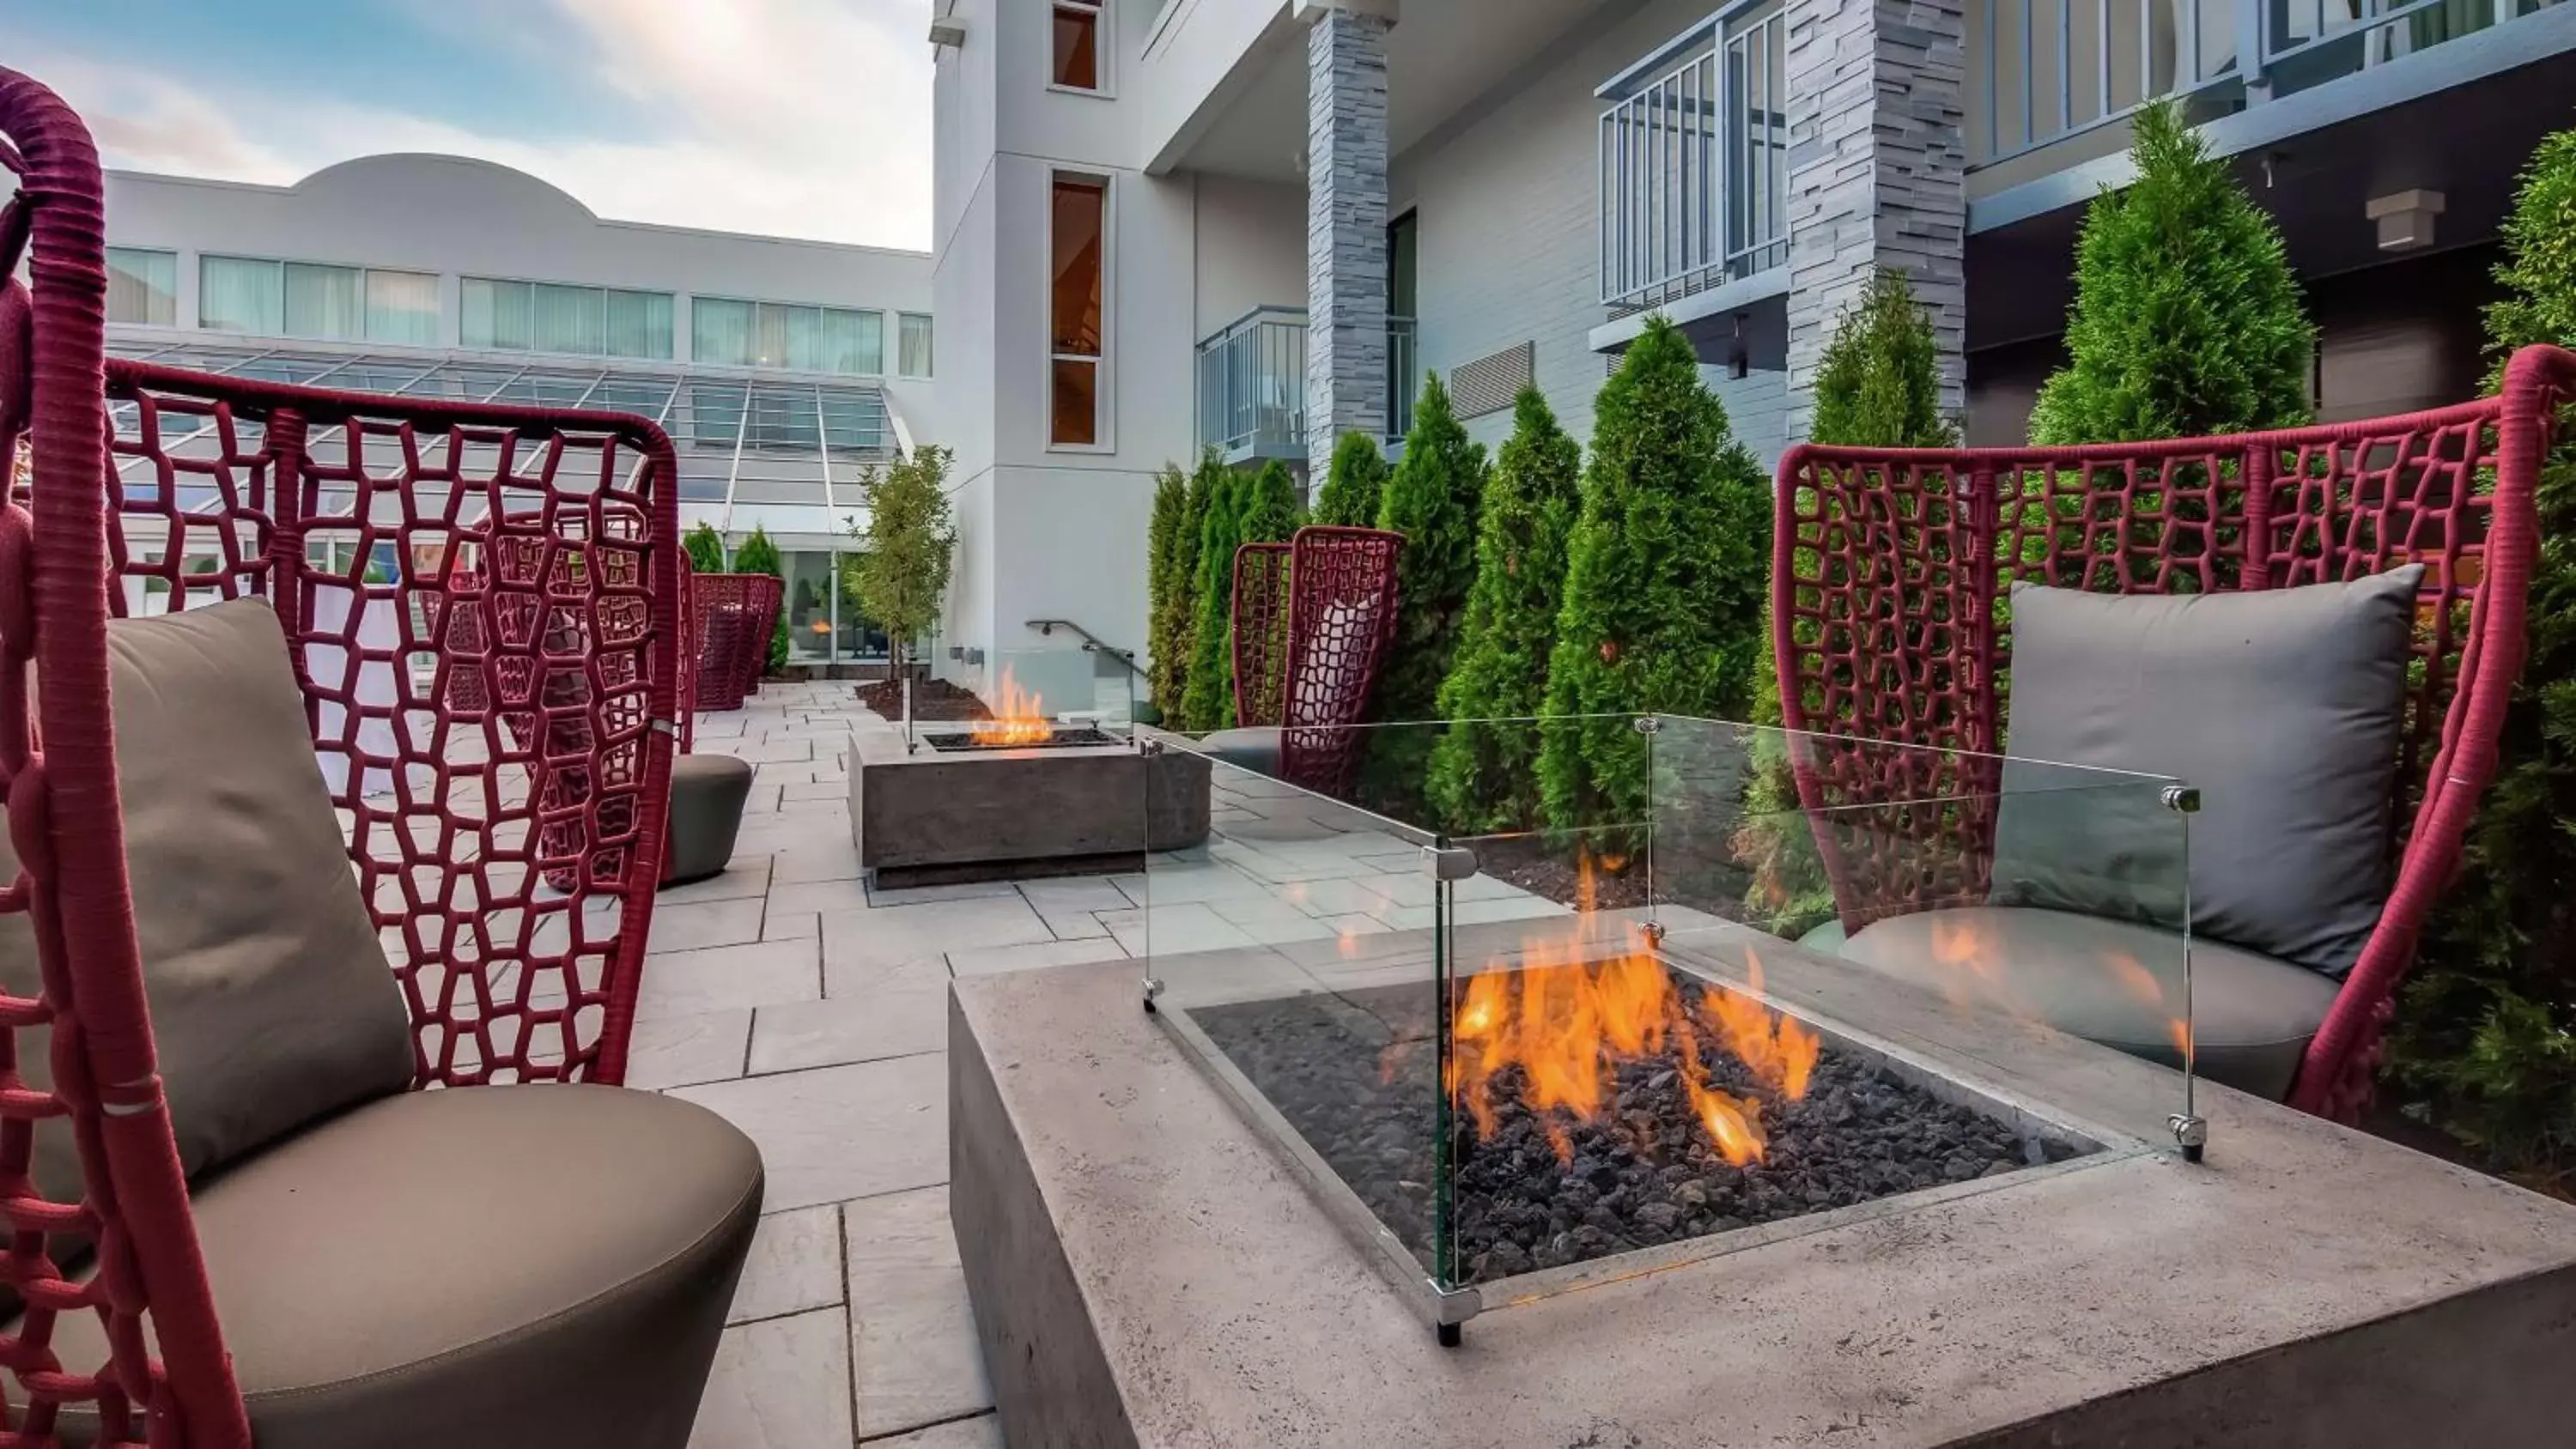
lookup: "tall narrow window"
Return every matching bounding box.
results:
[106,247,178,326]
[899,312,934,379]
[1053,0,1103,90]
[1050,173,1108,448]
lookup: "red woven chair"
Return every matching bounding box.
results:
[0,68,758,1446]
[689,571,781,711]
[1206,525,1402,793]
[1771,349,2576,1121]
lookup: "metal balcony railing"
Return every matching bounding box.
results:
[1597,0,1789,316]
[1975,0,2564,167]
[1194,308,1423,461]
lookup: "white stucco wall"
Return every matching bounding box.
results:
[1386,0,1790,471]
[1193,174,1307,337]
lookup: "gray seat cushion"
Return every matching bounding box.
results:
[47,1083,762,1449]
[1994,571,2421,977]
[1838,906,2341,1100]
[665,753,756,888]
[0,598,415,1200]
[1199,725,1284,778]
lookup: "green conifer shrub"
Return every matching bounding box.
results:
[2389,128,2576,1186]
[1314,431,1390,528]
[1145,463,1191,724]
[1181,469,1249,731]
[1538,318,1770,835]
[683,521,727,574]
[1425,385,1582,833]
[2029,100,2313,445]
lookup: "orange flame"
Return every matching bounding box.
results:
[1444,853,1816,1168]
[969,665,1054,746]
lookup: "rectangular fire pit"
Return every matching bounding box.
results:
[848,720,1209,888]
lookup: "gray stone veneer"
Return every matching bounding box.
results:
[1783,0,1968,442]
[1304,3,1394,476]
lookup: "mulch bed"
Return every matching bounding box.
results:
[855,676,993,722]
[1471,834,1656,912]
[1191,973,2088,1285]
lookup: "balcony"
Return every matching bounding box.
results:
[1973,0,2568,169]
[1596,0,1789,317]
[1194,307,1422,465]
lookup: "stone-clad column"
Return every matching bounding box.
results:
[1783,0,1967,443]
[1299,0,1396,476]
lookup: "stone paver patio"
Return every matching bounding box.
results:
[664,681,1571,1447]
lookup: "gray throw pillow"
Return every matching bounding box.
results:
[0,597,417,1201]
[1990,568,2422,978]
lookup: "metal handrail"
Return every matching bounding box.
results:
[1028,618,1146,679]
[1597,0,1788,313]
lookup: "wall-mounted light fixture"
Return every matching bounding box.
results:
[2366,189,2445,252]
[927,16,968,48]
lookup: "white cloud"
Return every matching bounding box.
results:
[21,0,933,251]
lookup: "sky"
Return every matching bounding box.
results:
[2,0,936,250]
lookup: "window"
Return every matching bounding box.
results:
[202,256,440,343]
[1049,173,1109,447]
[463,277,673,359]
[693,299,885,375]
[899,312,934,379]
[1053,0,1104,90]
[106,247,178,326]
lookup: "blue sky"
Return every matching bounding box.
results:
[1,0,934,248]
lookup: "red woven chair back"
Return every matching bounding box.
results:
[689,571,781,710]
[1279,526,1401,793]
[1772,349,2576,1119]
[1230,541,1291,728]
[1,62,688,1445]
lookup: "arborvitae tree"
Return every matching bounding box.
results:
[2390,128,2576,1179]
[1538,317,1770,834]
[1151,451,1223,726]
[683,521,727,574]
[1742,271,1958,935]
[1363,373,1487,804]
[1425,386,1582,833]
[730,525,791,674]
[1145,463,1192,722]
[1314,431,1390,529]
[2029,100,2313,445]
[1181,469,1248,732]
[1228,460,1307,726]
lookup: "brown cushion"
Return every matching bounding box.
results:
[1837,906,2343,1100]
[665,753,756,888]
[0,598,415,1197]
[47,1083,762,1449]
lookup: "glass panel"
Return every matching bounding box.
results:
[1140,716,2192,1327]
[821,308,884,375]
[1051,174,1106,357]
[1051,359,1099,446]
[106,247,178,326]
[606,288,676,360]
[283,262,363,340]
[533,282,607,355]
[835,554,892,663]
[900,312,934,378]
[199,256,283,333]
[463,277,535,351]
[364,270,440,346]
[692,297,756,367]
[1052,3,1101,88]
[780,550,838,665]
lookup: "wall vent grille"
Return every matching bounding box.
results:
[1451,342,1534,420]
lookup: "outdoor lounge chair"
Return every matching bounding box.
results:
[1771,351,2576,1120]
[689,570,781,712]
[1200,524,1402,795]
[665,567,756,887]
[0,66,757,1447]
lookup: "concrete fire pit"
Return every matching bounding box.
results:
[950,916,2576,1447]
[848,720,1210,888]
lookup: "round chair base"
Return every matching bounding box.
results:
[665,753,756,888]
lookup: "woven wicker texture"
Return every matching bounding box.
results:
[688,572,781,711]
[1230,542,1291,728]
[1278,526,1401,794]
[1773,354,2576,1119]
